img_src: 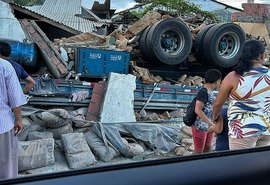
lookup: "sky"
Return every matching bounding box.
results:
[82,0,270,11]
[82,0,137,12]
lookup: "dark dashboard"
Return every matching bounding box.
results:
[1,146,270,185]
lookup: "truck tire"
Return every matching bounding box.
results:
[203,23,246,68]
[146,18,192,65]
[194,24,215,62]
[139,26,152,60]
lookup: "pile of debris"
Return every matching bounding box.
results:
[131,63,204,86]
[18,72,197,175]
[19,107,194,175]
[48,10,210,82]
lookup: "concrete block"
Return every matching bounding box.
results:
[100,73,136,123]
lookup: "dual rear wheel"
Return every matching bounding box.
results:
[140,19,246,68]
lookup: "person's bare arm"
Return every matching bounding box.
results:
[195,100,215,127]
[12,107,23,135]
[213,72,238,121]
[208,114,224,134]
[23,76,36,94]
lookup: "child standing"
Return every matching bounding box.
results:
[192,69,222,154]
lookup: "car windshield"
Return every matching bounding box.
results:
[1,0,270,184]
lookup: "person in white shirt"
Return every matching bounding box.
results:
[0,42,26,179]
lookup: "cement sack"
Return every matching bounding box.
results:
[73,127,92,133]
[30,113,46,127]
[47,124,73,140]
[84,130,119,162]
[48,109,69,118]
[61,133,97,169]
[18,138,55,171]
[24,148,69,175]
[70,108,91,128]
[92,123,143,158]
[121,138,144,156]
[18,118,44,141]
[18,118,32,141]
[40,111,71,129]
[27,131,54,141]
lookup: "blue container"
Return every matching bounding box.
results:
[0,38,37,69]
[75,47,130,78]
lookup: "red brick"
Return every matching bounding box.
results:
[251,3,259,8]
[32,33,42,42]
[259,4,267,8]
[27,26,36,34]
[51,56,61,66]
[231,14,237,21]
[21,19,31,26]
[242,3,248,9]
[86,82,106,121]
[57,64,67,75]
[245,7,253,13]
[38,42,47,50]
[47,51,54,58]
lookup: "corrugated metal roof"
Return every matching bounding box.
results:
[25,0,105,33]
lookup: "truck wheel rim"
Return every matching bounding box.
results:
[160,29,185,55]
[218,31,240,60]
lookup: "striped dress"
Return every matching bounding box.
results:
[228,67,270,138]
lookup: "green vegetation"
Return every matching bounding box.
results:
[15,0,45,6]
[132,0,216,20]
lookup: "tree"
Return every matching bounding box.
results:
[132,0,215,20]
[15,0,45,6]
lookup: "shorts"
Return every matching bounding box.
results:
[192,125,214,153]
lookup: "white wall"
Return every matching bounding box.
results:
[0,1,26,41]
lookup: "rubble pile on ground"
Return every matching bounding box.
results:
[18,73,196,175]
[18,107,194,175]
[54,32,106,47]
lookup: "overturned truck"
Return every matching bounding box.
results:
[136,18,246,77]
